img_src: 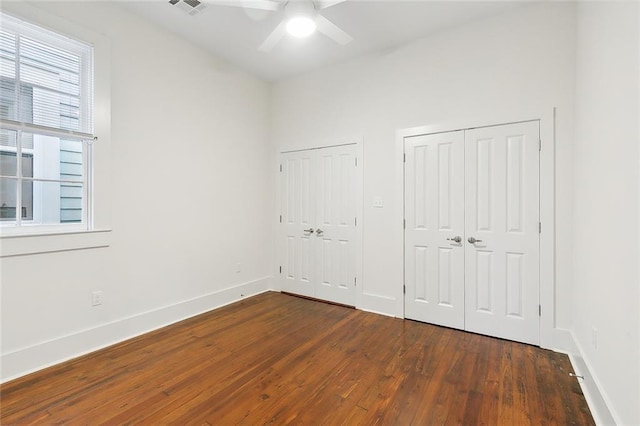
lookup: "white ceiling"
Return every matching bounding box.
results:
[122,0,525,82]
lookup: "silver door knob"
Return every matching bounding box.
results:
[447,236,462,243]
[468,236,483,244]
[303,228,315,233]
[316,228,323,235]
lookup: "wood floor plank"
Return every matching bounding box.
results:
[0,292,594,425]
[369,322,433,425]
[409,327,458,424]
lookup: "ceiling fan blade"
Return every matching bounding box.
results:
[315,15,353,45]
[203,0,282,11]
[316,0,347,10]
[258,21,287,52]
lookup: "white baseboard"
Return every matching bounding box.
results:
[1,276,274,383]
[552,329,618,425]
[549,327,578,354]
[360,292,397,317]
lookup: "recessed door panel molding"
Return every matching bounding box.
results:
[438,143,453,230]
[437,247,453,306]
[300,237,311,282]
[506,135,524,233]
[337,239,349,289]
[475,250,493,313]
[280,144,358,307]
[320,154,332,226]
[319,238,331,285]
[476,138,493,232]
[338,154,350,227]
[300,157,312,226]
[506,252,524,317]
[285,159,297,225]
[414,245,429,302]
[404,120,540,346]
[414,145,430,230]
[286,236,295,279]
[404,131,465,330]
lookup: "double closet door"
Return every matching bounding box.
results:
[404,121,540,345]
[279,144,358,307]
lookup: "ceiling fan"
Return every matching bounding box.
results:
[205,0,353,52]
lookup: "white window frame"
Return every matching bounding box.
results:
[0,3,111,252]
[0,12,93,234]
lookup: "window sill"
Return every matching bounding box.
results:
[0,229,111,257]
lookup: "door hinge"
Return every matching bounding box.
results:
[539,305,541,316]
[539,139,542,152]
[539,222,542,233]
[354,217,357,227]
[354,277,357,286]
[279,164,282,172]
[403,153,406,163]
[355,157,358,167]
[403,219,406,229]
[403,285,406,294]
[279,215,282,223]
[279,266,282,274]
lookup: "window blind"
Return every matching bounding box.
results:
[0,12,94,139]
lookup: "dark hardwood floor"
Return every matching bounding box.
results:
[0,291,593,425]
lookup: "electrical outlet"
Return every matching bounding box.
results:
[592,327,597,349]
[235,262,241,273]
[92,290,103,306]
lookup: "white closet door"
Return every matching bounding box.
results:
[314,145,357,306]
[404,131,465,329]
[280,145,358,306]
[464,121,540,345]
[280,150,316,298]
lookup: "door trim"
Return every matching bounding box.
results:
[396,110,556,349]
[276,138,364,309]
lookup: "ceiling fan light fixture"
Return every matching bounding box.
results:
[286,16,316,38]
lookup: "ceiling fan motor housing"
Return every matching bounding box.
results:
[285,1,318,19]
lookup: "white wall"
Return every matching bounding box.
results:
[0,1,273,380]
[272,3,576,327]
[572,2,640,425]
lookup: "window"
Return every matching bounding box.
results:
[0,12,94,232]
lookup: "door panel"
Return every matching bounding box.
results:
[404,131,465,329]
[280,145,357,306]
[464,121,539,345]
[315,145,357,306]
[281,151,315,297]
